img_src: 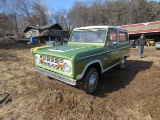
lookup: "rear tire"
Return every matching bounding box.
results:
[80,68,99,94]
[116,57,126,69]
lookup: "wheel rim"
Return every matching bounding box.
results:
[88,72,98,92]
[121,57,125,68]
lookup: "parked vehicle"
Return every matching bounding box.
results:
[155,42,160,49]
[32,26,130,93]
[46,41,59,46]
[130,40,137,48]
[146,39,155,46]
[150,40,155,46]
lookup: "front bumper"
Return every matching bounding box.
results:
[34,66,77,85]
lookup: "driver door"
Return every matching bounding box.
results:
[103,28,120,69]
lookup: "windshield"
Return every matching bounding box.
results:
[70,29,106,43]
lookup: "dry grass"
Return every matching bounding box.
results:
[0,43,160,120]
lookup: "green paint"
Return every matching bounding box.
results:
[33,26,130,83]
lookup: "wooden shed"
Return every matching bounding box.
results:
[23,23,69,43]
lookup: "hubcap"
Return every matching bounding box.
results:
[121,58,125,64]
[121,57,125,68]
[88,72,98,92]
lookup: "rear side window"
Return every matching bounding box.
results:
[108,29,117,44]
[119,31,128,43]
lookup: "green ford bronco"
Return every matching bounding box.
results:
[32,26,130,93]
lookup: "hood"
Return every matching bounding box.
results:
[33,44,103,59]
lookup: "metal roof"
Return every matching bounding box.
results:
[23,26,38,33]
[23,23,62,33]
[39,23,62,30]
[120,21,160,34]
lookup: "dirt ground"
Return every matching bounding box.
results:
[0,42,160,120]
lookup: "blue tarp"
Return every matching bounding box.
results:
[30,37,36,44]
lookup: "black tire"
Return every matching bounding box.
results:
[48,76,53,79]
[116,57,126,69]
[80,68,99,94]
[119,57,126,69]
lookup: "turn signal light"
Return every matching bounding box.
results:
[58,63,63,68]
[39,58,43,63]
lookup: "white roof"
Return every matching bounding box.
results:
[74,26,127,31]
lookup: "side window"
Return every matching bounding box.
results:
[107,29,117,45]
[119,31,128,43]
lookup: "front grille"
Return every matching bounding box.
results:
[40,55,64,71]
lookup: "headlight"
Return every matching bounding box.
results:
[63,60,72,73]
[35,54,40,64]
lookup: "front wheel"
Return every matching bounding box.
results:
[80,68,99,94]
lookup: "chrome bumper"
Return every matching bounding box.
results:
[34,66,77,85]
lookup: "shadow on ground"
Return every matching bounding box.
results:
[93,60,153,98]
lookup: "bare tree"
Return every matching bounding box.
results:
[0,12,13,37]
[52,9,73,30]
[47,10,55,24]
[68,0,160,27]
[32,0,48,26]
[1,0,19,37]
[18,0,33,26]
[68,1,89,27]
[1,0,160,38]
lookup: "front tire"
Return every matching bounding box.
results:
[80,68,99,94]
[48,76,53,79]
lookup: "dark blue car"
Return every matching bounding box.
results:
[130,40,137,48]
